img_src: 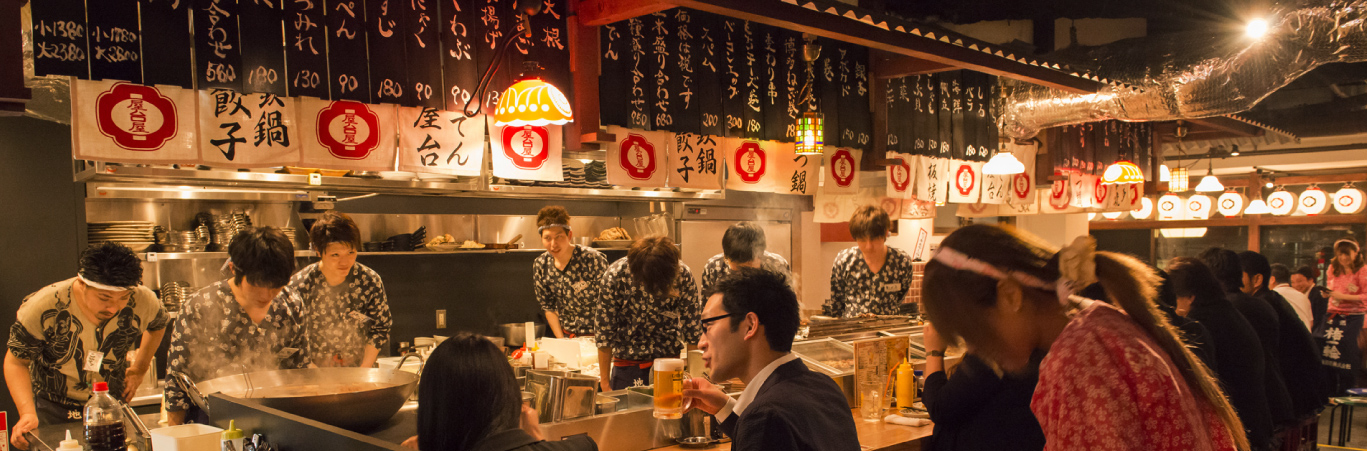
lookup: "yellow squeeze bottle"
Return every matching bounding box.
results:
[895,360,916,408]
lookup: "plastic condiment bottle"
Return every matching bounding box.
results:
[221,420,244,451]
[58,430,84,451]
[83,382,126,451]
[895,360,916,408]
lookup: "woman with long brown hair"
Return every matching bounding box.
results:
[922,225,1246,451]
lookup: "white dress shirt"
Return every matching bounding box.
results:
[714,353,802,423]
[1274,284,1314,331]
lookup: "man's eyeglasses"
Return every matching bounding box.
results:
[700,313,733,328]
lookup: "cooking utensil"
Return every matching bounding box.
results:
[675,437,716,448]
[23,432,54,451]
[483,233,524,250]
[182,368,419,432]
[500,322,545,347]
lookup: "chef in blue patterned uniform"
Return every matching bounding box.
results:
[595,236,704,391]
[822,206,916,318]
[165,227,310,425]
[532,206,609,338]
[699,222,792,295]
[288,211,392,368]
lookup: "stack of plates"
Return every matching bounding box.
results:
[584,161,607,183]
[280,227,306,251]
[88,221,156,252]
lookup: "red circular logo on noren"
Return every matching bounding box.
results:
[502,125,552,170]
[617,134,657,179]
[1093,178,1108,204]
[880,198,899,216]
[889,159,911,192]
[830,149,856,187]
[96,82,179,151]
[735,141,767,184]
[316,101,381,160]
[1012,173,1032,199]
[1049,179,1070,209]
[823,202,839,218]
[955,164,976,195]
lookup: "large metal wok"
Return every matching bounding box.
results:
[171,367,419,432]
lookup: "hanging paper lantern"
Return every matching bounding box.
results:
[1216,191,1246,217]
[1157,194,1185,221]
[1266,190,1296,216]
[1101,211,1125,220]
[1335,186,1366,214]
[1169,167,1189,192]
[1087,212,1098,221]
[1298,187,1330,215]
[1132,197,1154,220]
[794,112,824,155]
[1187,194,1213,219]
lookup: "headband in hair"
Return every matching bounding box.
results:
[77,273,134,291]
[1336,239,1360,251]
[932,247,1056,291]
[538,224,572,233]
[932,235,1099,307]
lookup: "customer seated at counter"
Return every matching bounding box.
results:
[165,227,312,425]
[288,211,392,368]
[684,268,859,451]
[406,333,596,451]
[699,221,791,295]
[822,206,916,318]
[919,322,1044,451]
[6,242,170,450]
[922,226,1248,451]
[532,206,609,338]
[594,236,703,391]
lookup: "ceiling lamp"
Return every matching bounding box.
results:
[1101,211,1125,220]
[1244,199,1272,214]
[983,152,1026,175]
[1102,160,1145,184]
[1158,164,1171,182]
[1246,18,1271,40]
[1170,167,1189,192]
[1159,228,1209,239]
[795,112,824,155]
[1335,183,1366,214]
[494,62,574,126]
[1194,158,1223,192]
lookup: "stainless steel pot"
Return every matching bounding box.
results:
[175,368,418,432]
[499,323,545,347]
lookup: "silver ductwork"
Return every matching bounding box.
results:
[999,0,1367,139]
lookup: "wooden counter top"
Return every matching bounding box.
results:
[652,408,932,451]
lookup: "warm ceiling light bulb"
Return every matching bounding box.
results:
[1246,18,1270,40]
[1102,160,1145,184]
[983,152,1026,175]
[494,75,574,126]
[1158,164,1171,182]
[1194,174,1224,192]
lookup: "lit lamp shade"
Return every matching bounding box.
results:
[1244,199,1272,214]
[1335,187,1366,214]
[795,112,824,155]
[1266,190,1296,215]
[1131,197,1154,220]
[1298,187,1329,215]
[1159,228,1209,238]
[1158,164,1171,182]
[1157,194,1185,221]
[1216,191,1246,217]
[494,77,574,126]
[1187,194,1214,219]
[1101,211,1125,220]
[1102,160,1145,184]
[983,152,1026,175]
[1194,174,1224,192]
[1169,167,1189,192]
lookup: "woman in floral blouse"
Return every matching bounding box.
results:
[532,206,609,338]
[595,236,702,391]
[823,206,915,318]
[288,211,392,368]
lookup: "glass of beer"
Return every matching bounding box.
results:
[653,358,689,419]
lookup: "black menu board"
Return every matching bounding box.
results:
[405,0,442,108]
[740,21,763,139]
[720,17,745,137]
[950,71,970,160]
[327,0,371,102]
[139,0,193,87]
[239,0,286,95]
[934,72,952,159]
[31,0,90,78]
[886,76,909,155]
[442,0,479,112]
[693,11,724,136]
[911,74,931,156]
[87,0,142,83]
[760,27,790,141]
[647,10,679,131]
[473,0,512,115]
[1081,123,1097,174]
[815,37,840,147]
[669,8,700,134]
[527,0,571,112]
[625,16,652,129]
[598,20,629,127]
[194,0,243,91]
[982,74,999,159]
[285,0,329,98]
[836,43,870,149]
[367,0,408,105]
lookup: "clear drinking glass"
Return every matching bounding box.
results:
[861,386,884,421]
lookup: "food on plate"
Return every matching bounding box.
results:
[596,227,631,241]
[458,240,485,249]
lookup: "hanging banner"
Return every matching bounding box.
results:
[606,126,670,188]
[1299,187,1330,215]
[814,194,856,223]
[981,159,1013,205]
[1157,194,1185,220]
[86,0,142,83]
[775,142,819,196]
[947,160,983,203]
[397,107,486,176]
[298,98,399,172]
[669,133,724,190]
[726,138,780,192]
[1001,195,1039,216]
[902,197,937,219]
[139,0,194,88]
[915,156,951,204]
[72,80,197,164]
[822,147,861,195]
[878,195,902,219]
[1102,183,1143,212]
[1067,172,1097,209]
[491,124,565,182]
[1217,192,1246,217]
[957,202,1000,218]
[1267,190,1296,216]
[1336,187,1366,214]
[198,90,300,168]
[1043,180,1080,214]
[886,152,914,199]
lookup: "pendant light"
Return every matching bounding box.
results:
[1244,198,1272,214]
[1169,167,1189,192]
[1158,164,1171,182]
[1193,158,1223,192]
[983,151,1026,175]
[793,36,824,156]
[1102,160,1144,184]
[461,0,573,126]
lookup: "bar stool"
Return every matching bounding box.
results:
[1327,395,1367,446]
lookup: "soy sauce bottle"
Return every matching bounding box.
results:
[84,382,127,451]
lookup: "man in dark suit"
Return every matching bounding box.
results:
[683,269,860,451]
[1238,251,1326,420]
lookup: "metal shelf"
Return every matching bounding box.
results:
[140,251,315,261]
[487,184,725,200]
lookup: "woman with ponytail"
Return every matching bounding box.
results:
[922,225,1246,451]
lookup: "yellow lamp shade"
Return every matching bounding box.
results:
[494,77,574,126]
[1102,160,1145,185]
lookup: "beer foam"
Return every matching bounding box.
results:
[654,358,686,371]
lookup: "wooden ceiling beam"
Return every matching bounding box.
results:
[872,52,957,79]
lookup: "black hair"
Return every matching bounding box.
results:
[228,227,296,288]
[1155,269,1177,308]
[711,268,800,353]
[1294,265,1319,281]
[308,211,362,253]
[628,236,681,299]
[79,241,143,287]
[1236,251,1273,291]
[849,205,891,240]
[418,333,520,451]
[1270,263,1291,286]
[1166,257,1229,305]
[1197,247,1244,294]
[722,222,766,264]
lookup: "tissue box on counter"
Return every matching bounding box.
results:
[150,423,223,451]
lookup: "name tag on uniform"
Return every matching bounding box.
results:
[84,351,105,372]
[882,282,903,293]
[663,311,680,319]
[276,347,301,361]
[347,310,373,324]
[572,281,589,292]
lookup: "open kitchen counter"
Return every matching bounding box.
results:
[650,408,932,451]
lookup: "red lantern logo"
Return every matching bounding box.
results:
[1012,173,1032,200]
[317,101,381,160]
[500,125,552,170]
[955,163,976,195]
[830,149,856,187]
[1093,177,1109,204]
[889,158,911,192]
[1049,179,1071,209]
[617,134,657,179]
[735,141,768,184]
[95,83,179,151]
